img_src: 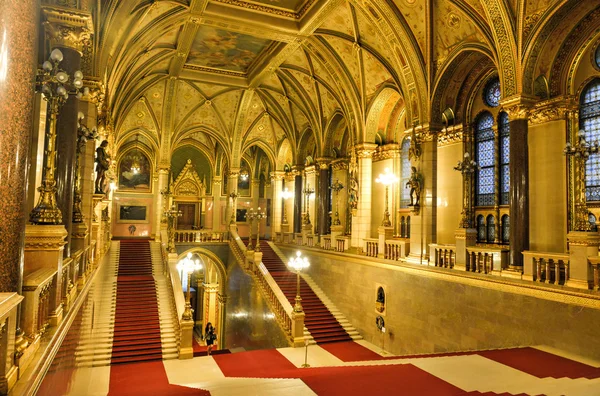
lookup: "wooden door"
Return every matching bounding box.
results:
[177,203,196,229]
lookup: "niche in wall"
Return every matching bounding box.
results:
[375,284,386,316]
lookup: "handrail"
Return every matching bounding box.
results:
[161,230,186,321]
[174,230,229,243]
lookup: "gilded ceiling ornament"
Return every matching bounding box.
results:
[446,13,461,29]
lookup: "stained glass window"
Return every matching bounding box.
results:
[487,215,495,243]
[477,215,486,242]
[484,78,501,107]
[502,215,510,243]
[499,112,510,205]
[580,79,600,201]
[475,112,495,206]
[400,137,411,208]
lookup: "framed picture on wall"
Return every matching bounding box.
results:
[117,205,148,224]
[236,208,247,222]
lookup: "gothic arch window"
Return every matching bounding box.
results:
[483,77,501,108]
[475,112,495,206]
[486,215,495,243]
[477,215,486,242]
[580,79,600,201]
[502,215,510,243]
[400,137,411,208]
[499,112,510,205]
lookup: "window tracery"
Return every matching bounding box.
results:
[580,79,600,201]
[499,112,510,205]
[483,78,501,108]
[475,112,495,206]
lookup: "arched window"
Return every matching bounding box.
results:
[483,78,501,108]
[502,215,510,243]
[477,215,486,242]
[580,79,600,201]
[499,112,510,205]
[475,112,495,206]
[400,137,411,208]
[486,215,495,243]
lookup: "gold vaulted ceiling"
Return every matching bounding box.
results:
[91,0,598,167]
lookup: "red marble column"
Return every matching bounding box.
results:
[509,119,529,267]
[0,1,38,292]
[317,166,331,235]
[294,175,303,234]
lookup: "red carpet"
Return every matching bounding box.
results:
[258,241,352,343]
[111,240,163,364]
[479,347,600,379]
[108,360,208,395]
[320,340,386,361]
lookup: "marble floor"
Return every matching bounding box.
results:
[67,340,600,396]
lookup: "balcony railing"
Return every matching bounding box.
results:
[430,244,456,269]
[174,230,229,243]
[523,251,570,285]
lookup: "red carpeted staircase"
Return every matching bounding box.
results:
[257,240,352,344]
[111,240,163,364]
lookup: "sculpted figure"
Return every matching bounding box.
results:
[95,140,110,193]
[406,166,422,206]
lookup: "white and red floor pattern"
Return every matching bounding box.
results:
[68,340,600,396]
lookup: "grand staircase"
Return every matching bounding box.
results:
[258,240,353,344]
[75,240,178,366]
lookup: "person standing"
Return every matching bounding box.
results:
[205,322,217,355]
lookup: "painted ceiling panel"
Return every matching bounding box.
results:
[120,99,159,137]
[144,80,166,134]
[355,8,395,70]
[186,26,272,73]
[193,82,228,98]
[390,0,427,55]
[243,94,267,135]
[318,3,355,37]
[154,26,181,48]
[213,90,243,133]
[324,36,361,93]
[363,51,392,98]
[319,84,340,122]
[180,102,224,136]
[287,69,318,112]
[433,0,487,73]
[175,81,205,131]
[282,48,312,72]
[245,114,276,148]
[272,118,287,144]
[261,72,285,92]
[292,102,310,133]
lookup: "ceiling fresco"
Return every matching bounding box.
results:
[186,27,273,73]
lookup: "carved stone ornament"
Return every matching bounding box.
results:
[437,126,463,147]
[42,6,94,54]
[25,225,68,251]
[500,95,537,120]
[173,159,206,197]
[529,97,574,125]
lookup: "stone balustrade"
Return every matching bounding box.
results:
[466,246,509,274]
[322,235,332,250]
[21,268,57,342]
[306,234,315,247]
[385,238,410,261]
[364,238,379,257]
[336,236,349,252]
[174,230,228,243]
[283,232,293,244]
[587,256,600,291]
[523,251,570,285]
[295,233,303,245]
[0,293,23,394]
[429,244,456,269]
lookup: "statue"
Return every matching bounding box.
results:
[348,150,359,214]
[95,140,110,194]
[406,166,422,206]
[408,127,421,161]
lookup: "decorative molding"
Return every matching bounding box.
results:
[529,96,575,125]
[372,144,400,162]
[499,95,537,120]
[24,225,68,251]
[437,126,463,147]
[42,5,94,54]
[173,159,206,197]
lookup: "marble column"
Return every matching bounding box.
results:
[501,97,534,268]
[316,158,331,236]
[351,144,377,249]
[212,176,222,231]
[0,0,38,292]
[155,167,169,238]
[270,172,285,235]
[293,169,303,234]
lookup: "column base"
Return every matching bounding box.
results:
[49,305,64,327]
[179,319,194,360]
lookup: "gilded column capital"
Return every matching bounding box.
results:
[304,165,317,176]
[437,124,463,147]
[228,167,241,178]
[270,171,286,181]
[42,6,94,54]
[316,157,332,169]
[331,158,349,170]
[499,95,537,120]
[212,176,222,184]
[373,144,400,162]
[354,143,378,158]
[529,96,576,125]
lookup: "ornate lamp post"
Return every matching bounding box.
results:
[564,129,599,231]
[177,253,202,321]
[245,208,257,250]
[30,48,86,224]
[281,188,293,225]
[302,184,315,225]
[287,251,310,312]
[330,180,344,226]
[454,152,480,228]
[254,207,267,251]
[229,191,238,225]
[73,113,98,223]
[160,176,173,225]
[165,204,182,253]
[375,168,399,227]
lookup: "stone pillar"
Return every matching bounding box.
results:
[316,158,331,236]
[212,176,222,231]
[408,127,438,263]
[378,226,393,259]
[203,284,219,335]
[293,169,303,234]
[0,0,38,292]
[42,6,93,258]
[78,100,97,247]
[251,178,260,238]
[331,159,349,233]
[217,293,227,349]
[351,144,377,249]
[270,172,285,235]
[155,168,169,239]
[304,166,316,234]
[566,232,598,290]
[226,168,240,224]
[454,228,477,271]
[501,97,535,268]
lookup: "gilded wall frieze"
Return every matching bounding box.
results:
[372,144,400,162]
[485,0,517,97]
[331,159,349,171]
[210,0,318,20]
[529,97,575,125]
[183,64,246,78]
[437,127,463,147]
[500,95,537,120]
